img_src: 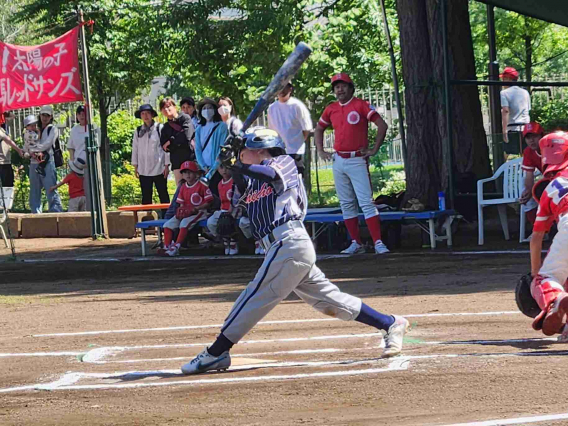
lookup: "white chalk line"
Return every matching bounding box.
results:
[33,311,521,338]
[0,351,83,358]
[441,412,568,426]
[0,358,409,393]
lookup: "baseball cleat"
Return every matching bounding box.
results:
[166,243,181,257]
[382,315,410,358]
[542,292,568,336]
[558,324,568,343]
[374,240,390,254]
[181,348,231,375]
[341,241,365,255]
[229,242,238,255]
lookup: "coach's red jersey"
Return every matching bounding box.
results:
[522,146,543,174]
[176,180,213,209]
[534,170,568,232]
[318,97,380,152]
[218,177,234,211]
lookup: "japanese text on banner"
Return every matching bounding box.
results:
[0,26,83,113]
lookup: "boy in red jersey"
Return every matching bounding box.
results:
[160,161,212,257]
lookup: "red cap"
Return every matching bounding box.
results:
[180,161,199,173]
[523,122,544,137]
[540,132,568,176]
[331,72,353,86]
[500,67,519,79]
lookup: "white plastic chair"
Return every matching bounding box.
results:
[477,158,524,245]
[0,187,15,247]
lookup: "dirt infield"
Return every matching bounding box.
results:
[2,240,568,425]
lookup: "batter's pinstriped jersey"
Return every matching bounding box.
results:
[243,155,307,240]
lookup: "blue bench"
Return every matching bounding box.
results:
[303,209,457,249]
[135,209,457,256]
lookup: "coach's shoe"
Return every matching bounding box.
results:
[341,240,366,255]
[382,315,410,358]
[181,348,231,375]
[542,292,568,336]
[374,240,390,254]
[166,243,180,257]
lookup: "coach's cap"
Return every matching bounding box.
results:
[500,66,519,80]
[523,122,544,137]
[331,72,353,86]
[180,160,200,173]
[39,105,54,116]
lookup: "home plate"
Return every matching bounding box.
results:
[231,357,276,366]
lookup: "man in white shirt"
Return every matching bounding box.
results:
[500,66,531,157]
[267,82,313,175]
[68,105,101,211]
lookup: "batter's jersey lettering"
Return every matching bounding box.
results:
[534,171,568,232]
[522,146,543,174]
[318,97,380,152]
[176,180,213,209]
[244,155,307,240]
[218,177,234,211]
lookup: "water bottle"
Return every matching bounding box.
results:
[438,191,446,210]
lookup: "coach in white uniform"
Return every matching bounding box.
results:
[268,82,313,175]
[315,72,389,255]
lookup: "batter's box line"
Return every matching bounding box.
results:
[0,358,410,393]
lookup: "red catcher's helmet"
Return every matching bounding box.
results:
[540,132,568,176]
[331,72,353,86]
[180,161,199,173]
[523,122,544,137]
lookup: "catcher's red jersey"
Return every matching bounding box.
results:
[218,177,234,211]
[176,181,213,209]
[534,170,568,232]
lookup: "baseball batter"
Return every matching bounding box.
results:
[314,73,389,254]
[529,132,568,339]
[181,128,409,375]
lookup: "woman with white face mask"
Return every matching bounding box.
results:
[195,98,228,197]
[218,96,243,137]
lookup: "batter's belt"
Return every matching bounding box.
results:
[260,220,305,251]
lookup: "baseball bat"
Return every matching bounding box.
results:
[202,42,312,183]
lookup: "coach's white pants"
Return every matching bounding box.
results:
[220,222,362,344]
[538,214,568,292]
[332,154,378,220]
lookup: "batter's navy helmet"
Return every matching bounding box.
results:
[243,127,286,152]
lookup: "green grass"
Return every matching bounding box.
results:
[309,164,405,207]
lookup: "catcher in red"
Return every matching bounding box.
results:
[160,160,213,257]
[529,131,568,341]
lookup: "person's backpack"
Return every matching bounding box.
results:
[46,126,64,168]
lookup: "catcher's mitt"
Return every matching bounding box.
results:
[176,207,194,220]
[515,272,540,318]
[217,212,237,238]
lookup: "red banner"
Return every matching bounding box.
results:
[0,26,83,114]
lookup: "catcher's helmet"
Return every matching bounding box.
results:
[540,132,568,177]
[24,115,38,127]
[180,160,199,173]
[243,127,286,153]
[515,273,541,318]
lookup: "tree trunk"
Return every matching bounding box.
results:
[396,0,442,208]
[525,19,533,83]
[397,0,491,208]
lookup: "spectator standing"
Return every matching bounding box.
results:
[25,105,63,213]
[180,97,200,131]
[68,105,100,211]
[500,66,531,157]
[267,82,313,175]
[0,112,24,187]
[314,73,389,255]
[160,97,195,184]
[195,98,228,196]
[218,96,243,136]
[132,104,171,206]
